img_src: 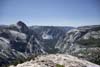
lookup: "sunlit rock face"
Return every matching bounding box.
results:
[42,32,53,40]
[9,54,100,67]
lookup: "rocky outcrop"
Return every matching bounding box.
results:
[9,54,100,67]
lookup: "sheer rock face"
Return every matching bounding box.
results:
[9,54,100,67]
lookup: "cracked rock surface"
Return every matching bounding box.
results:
[9,54,100,67]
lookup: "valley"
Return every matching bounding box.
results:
[0,21,100,67]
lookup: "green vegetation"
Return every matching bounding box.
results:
[56,64,64,67]
[77,37,100,47]
[74,48,100,65]
[43,39,59,54]
[75,37,100,65]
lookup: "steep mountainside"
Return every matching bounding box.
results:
[55,25,100,64]
[30,26,73,53]
[0,21,46,66]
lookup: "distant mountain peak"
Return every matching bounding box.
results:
[16,21,29,33]
[17,21,26,26]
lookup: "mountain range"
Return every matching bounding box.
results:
[0,21,100,67]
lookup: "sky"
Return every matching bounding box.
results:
[0,0,100,26]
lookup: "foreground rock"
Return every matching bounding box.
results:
[9,54,100,67]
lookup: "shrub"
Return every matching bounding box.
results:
[56,64,64,67]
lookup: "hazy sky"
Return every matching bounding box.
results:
[0,0,100,26]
